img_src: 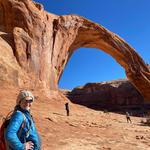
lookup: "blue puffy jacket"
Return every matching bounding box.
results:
[5,106,41,150]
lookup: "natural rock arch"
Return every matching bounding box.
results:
[55,15,150,100]
[0,0,150,101]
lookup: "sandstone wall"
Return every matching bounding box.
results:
[0,0,150,101]
[65,79,150,111]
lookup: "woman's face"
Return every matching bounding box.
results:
[20,96,33,111]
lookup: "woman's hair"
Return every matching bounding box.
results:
[16,90,34,105]
[14,105,21,112]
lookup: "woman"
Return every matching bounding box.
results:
[5,90,41,150]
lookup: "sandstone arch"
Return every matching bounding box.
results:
[0,0,150,101]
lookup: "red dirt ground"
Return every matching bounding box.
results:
[0,87,150,150]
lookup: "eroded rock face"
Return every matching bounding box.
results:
[0,0,150,101]
[65,79,150,111]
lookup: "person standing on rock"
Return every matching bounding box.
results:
[126,111,132,123]
[65,102,70,116]
[5,90,41,150]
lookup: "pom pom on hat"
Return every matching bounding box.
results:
[16,90,34,105]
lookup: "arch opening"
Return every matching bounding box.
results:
[59,48,148,114]
[59,47,126,90]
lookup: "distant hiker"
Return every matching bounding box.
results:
[3,90,41,150]
[65,102,70,116]
[126,111,132,123]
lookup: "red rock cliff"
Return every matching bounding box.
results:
[0,0,150,101]
[66,79,149,111]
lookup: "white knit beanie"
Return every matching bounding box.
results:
[16,90,34,105]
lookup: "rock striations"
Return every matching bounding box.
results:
[65,79,150,112]
[0,0,150,101]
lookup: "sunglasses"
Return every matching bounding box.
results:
[25,99,33,103]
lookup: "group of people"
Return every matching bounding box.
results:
[1,89,133,150]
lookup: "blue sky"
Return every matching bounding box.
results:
[35,0,150,90]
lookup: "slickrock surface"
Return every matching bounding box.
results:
[0,1,150,149]
[0,0,150,101]
[1,88,150,150]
